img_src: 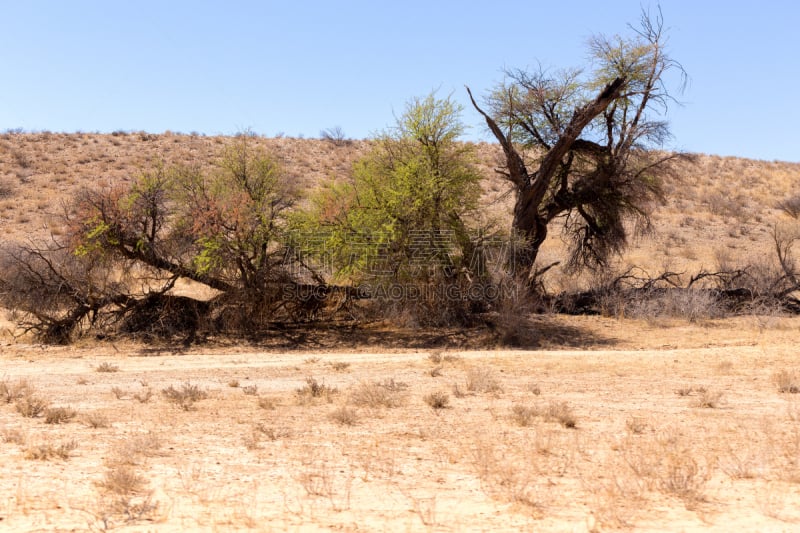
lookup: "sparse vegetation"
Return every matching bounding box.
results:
[44,406,77,424]
[15,393,49,418]
[24,439,77,461]
[96,362,119,373]
[329,406,358,426]
[423,391,450,409]
[774,369,800,393]
[161,382,208,410]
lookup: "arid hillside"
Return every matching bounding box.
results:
[1,131,798,290]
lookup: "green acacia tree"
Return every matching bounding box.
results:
[292,93,489,324]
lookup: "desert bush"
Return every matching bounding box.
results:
[320,126,349,146]
[44,406,77,424]
[546,401,577,428]
[114,433,162,462]
[161,382,208,410]
[331,362,351,372]
[777,193,800,219]
[132,389,153,403]
[465,367,503,394]
[692,389,723,408]
[424,391,450,409]
[96,362,119,373]
[349,381,404,408]
[0,378,31,403]
[84,412,111,428]
[1,428,26,444]
[296,377,337,402]
[773,369,800,393]
[241,384,258,396]
[626,288,722,322]
[24,439,77,460]
[257,396,277,410]
[329,406,359,426]
[511,404,540,427]
[626,416,648,435]
[100,464,148,495]
[15,394,49,418]
[111,386,127,400]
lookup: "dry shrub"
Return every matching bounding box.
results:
[2,428,26,444]
[0,378,31,403]
[494,275,539,346]
[96,362,119,373]
[465,366,503,394]
[296,377,337,404]
[84,412,111,429]
[511,404,540,427]
[546,401,577,428]
[257,396,277,410]
[424,391,450,409]
[627,288,722,323]
[132,389,153,403]
[100,464,148,495]
[15,393,49,418]
[773,369,800,394]
[692,390,723,408]
[626,416,648,435]
[111,433,163,466]
[161,382,208,410]
[329,406,359,426]
[24,439,77,460]
[349,381,404,408]
[253,423,291,441]
[110,386,127,399]
[44,406,77,424]
[620,427,711,506]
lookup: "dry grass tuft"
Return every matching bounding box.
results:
[24,439,77,460]
[1,428,26,444]
[329,406,359,426]
[349,380,404,408]
[96,362,120,373]
[132,389,153,403]
[83,411,111,428]
[424,391,450,410]
[296,377,338,404]
[465,367,503,394]
[510,404,540,427]
[15,393,49,418]
[44,406,77,424]
[692,389,724,408]
[773,369,800,394]
[162,382,208,410]
[546,401,577,428]
[0,378,31,403]
[99,464,148,495]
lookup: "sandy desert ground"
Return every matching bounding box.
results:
[2,315,800,531]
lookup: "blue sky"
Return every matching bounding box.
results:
[1,1,798,162]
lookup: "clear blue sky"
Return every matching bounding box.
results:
[2,1,798,162]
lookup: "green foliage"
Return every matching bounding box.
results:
[293,93,484,285]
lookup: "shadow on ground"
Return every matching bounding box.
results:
[134,314,618,355]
